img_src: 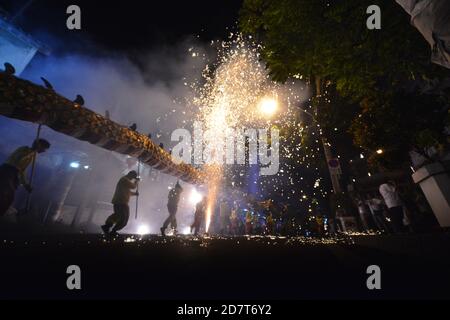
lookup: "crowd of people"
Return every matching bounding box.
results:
[352,180,414,234]
[98,165,292,237]
[0,139,436,238]
[0,138,278,237]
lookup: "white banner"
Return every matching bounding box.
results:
[396,0,450,68]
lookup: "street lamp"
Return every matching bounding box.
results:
[259,97,278,117]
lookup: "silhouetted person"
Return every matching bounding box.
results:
[0,139,51,216]
[379,180,405,233]
[219,199,230,234]
[366,194,389,233]
[191,197,207,236]
[129,123,137,131]
[74,94,85,106]
[357,197,371,232]
[230,206,239,235]
[102,171,139,236]
[3,62,15,75]
[266,212,275,235]
[161,181,183,236]
[245,211,253,235]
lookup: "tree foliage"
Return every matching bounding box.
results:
[240,0,449,169]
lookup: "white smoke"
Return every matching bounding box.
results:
[0,37,211,233]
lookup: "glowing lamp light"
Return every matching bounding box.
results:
[189,189,203,205]
[376,149,384,155]
[137,225,150,236]
[70,162,80,169]
[259,97,278,117]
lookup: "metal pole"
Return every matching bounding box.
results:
[135,160,141,220]
[321,137,342,194]
[298,107,342,194]
[24,123,42,214]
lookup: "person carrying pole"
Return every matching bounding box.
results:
[191,196,207,236]
[101,170,139,236]
[160,181,183,236]
[0,139,51,216]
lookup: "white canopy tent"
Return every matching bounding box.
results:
[396,0,450,69]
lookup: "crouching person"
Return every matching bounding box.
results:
[102,171,139,236]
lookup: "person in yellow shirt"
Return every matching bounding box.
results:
[0,139,51,216]
[101,171,139,236]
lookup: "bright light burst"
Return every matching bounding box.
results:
[137,225,150,236]
[189,188,203,205]
[182,34,330,228]
[259,97,279,117]
[193,36,277,231]
[189,35,308,231]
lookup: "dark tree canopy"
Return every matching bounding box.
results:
[240,0,449,169]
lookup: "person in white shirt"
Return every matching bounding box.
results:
[379,181,405,233]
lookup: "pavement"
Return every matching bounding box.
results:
[0,231,449,300]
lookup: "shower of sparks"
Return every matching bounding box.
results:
[193,37,275,231]
[202,164,222,233]
[1,234,369,248]
[185,35,325,230]
[151,34,334,229]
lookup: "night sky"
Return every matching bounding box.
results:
[1,0,243,53]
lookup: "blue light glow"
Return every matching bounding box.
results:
[70,162,80,169]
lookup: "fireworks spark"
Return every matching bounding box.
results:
[188,35,314,231]
[155,33,334,233]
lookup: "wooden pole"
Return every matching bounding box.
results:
[135,160,141,220]
[314,78,341,194]
[24,123,42,214]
